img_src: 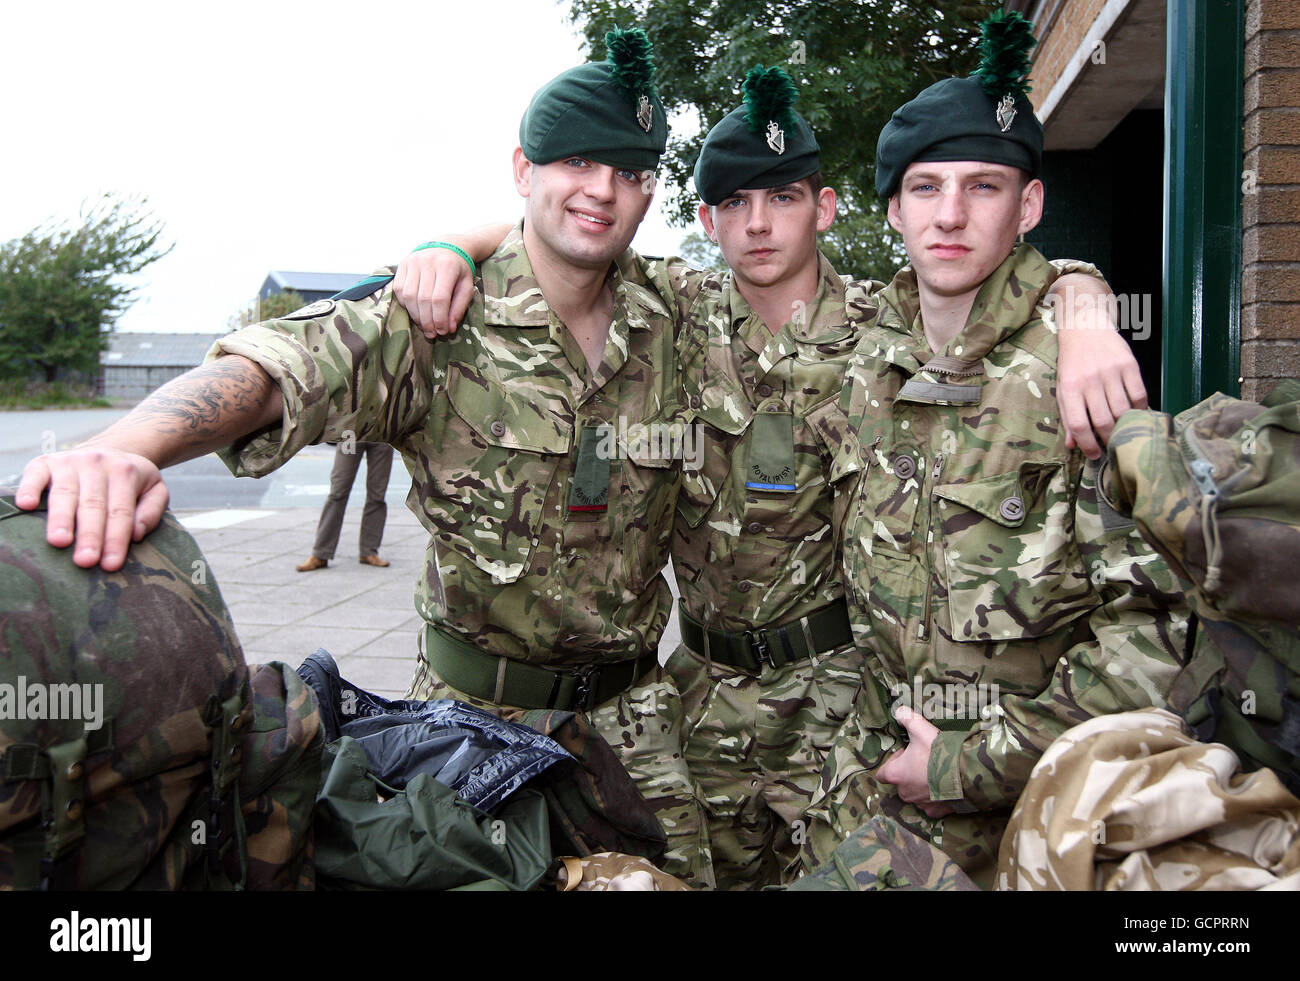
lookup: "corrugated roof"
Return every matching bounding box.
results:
[101,332,228,367]
[264,270,368,294]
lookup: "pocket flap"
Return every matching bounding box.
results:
[936,462,1063,527]
[446,362,571,455]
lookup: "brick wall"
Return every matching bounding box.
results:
[1025,0,1109,114]
[1242,0,1300,399]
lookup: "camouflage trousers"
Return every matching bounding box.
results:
[408,655,714,889]
[666,640,861,890]
[800,684,1008,889]
[998,708,1300,890]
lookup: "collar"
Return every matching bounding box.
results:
[723,251,857,344]
[873,243,1056,370]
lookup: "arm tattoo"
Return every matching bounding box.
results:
[134,357,275,439]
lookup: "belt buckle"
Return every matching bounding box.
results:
[746,630,776,670]
[572,666,599,713]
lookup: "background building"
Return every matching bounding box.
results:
[1007,0,1295,409]
[258,271,366,306]
[100,333,227,401]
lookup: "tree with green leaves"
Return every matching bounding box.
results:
[568,0,1001,281]
[0,193,173,383]
[228,290,307,330]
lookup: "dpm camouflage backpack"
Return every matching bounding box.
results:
[0,495,321,889]
[1100,381,1300,794]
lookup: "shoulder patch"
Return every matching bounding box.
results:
[331,273,396,302]
[283,299,336,320]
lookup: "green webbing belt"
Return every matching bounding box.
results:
[422,625,657,712]
[678,598,853,672]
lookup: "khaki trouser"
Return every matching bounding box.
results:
[667,639,861,890]
[311,442,394,560]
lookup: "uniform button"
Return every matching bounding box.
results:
[690,395,702,409]
[756,383,773,398]
[747,521,763,534]
[893,455,916,480]
[66,799,83,821]
[66,762,84,782]
[999,496,1024,521]
[490,420,506,438]
[737,582,752,593]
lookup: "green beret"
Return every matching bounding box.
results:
[694,65,821,206]
[875,11,1043,199]
[519,28,668,171]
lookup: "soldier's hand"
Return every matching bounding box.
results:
[392,247,476,340]
[877,707,954,819]
[15,446,170,573]
[1053,279,1148,460]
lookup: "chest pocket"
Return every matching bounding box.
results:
[677,400,749,529]
[936,461,1096,643]
[426,362,572,584]
[619,414,681,593]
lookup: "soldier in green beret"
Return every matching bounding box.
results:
[16,28,714,887]
[394,55,1145,888]
[798,11,1188,887]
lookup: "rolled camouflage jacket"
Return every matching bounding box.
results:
[209,223,682,668]
[830,244,1188,811]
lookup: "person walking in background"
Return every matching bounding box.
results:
[297,440,394,571]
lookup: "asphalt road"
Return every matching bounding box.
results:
[0,408,411,509]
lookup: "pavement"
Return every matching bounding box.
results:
[179,498,682,703]
[181,504,432,700]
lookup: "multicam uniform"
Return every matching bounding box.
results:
[644,253,882,889]
[209,224,711,886]
[803,245,1188,887]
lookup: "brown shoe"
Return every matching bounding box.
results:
[297,556,328,572]
[359,554,390,568]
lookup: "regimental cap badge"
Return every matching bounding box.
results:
[637,93,653,132]
[995,94,1017,132]
[973,10,1036,132]
[766,120,785,155]
[743,64,799,156]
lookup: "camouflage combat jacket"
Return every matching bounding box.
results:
[665,253,881,631]
[832,244,1187,811]
[210,224,681,668]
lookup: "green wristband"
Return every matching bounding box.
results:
[413,240,476,278]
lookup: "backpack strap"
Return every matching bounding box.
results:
[1,724,114,890]
[203,686,250,889]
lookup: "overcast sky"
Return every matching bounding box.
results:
[1,0,690,334]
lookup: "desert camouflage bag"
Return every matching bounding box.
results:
[1101,381,1300,794]
[0,495,321,889]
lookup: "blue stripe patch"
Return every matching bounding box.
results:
[745,482,797,491]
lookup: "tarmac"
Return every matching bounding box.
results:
[180,502,683,701]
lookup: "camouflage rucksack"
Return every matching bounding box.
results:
[0,495,322,889]
[1100,381,1300,794]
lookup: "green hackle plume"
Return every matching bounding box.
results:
[974,10,1037,100]
[742,65,800,134]
[605,26,658,101]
